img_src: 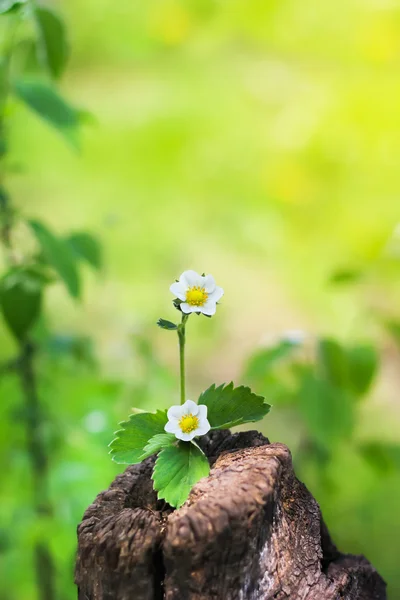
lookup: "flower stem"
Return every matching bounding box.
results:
[177,314,188,405]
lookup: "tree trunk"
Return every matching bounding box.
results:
[75,431,386,600]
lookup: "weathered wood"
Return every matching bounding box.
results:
[75,431,386,600]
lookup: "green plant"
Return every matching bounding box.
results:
[0,3,101,598]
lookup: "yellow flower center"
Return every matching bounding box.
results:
[179,413,199,433]
[186,286,208,307]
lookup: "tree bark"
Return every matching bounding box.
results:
[75,431,386,600]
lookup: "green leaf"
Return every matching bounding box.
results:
[0,268,43,339]
[34,6,69,79]
[298,372,355,448]
[244,340,298,380]
[0,0,25,14]
[66,232,102,270]
[140,433,176,460]
[199,382,271,430]
[28,220,80,298]
[329,269,362,285]
[152,441,210,508]
[157,318,178,331]
[317,338,348,388]
[359,442,400,475]
[13,79,80,148]
[385,320,400,349]
[346,344,378,397]
[109,410,168,464]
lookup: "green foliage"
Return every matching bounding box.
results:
[346,344,378,397]
[318,338,348,388]
[157,318,177,330]
[0,0,25,14]
[140,433,175,460]
[34,6,69,79]
[329,269,362,285]
[28,219,80,298]
[0,268,43,339]
[298,370,355,448]
[152,441,210,508]
[109,410,168,464]
[66,232,102,270]
[199,382,271,429]
[244,340,299,380]
[13,79,81,147]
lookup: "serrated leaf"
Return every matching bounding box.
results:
[140,433,176,460]
[199,382,271,430]
[109,410,168,464]
[157,318,177,331]
[152,442,210,508]
[34,6,69,79]
[28,220,80,298]
[13,79,80,148]
[346,344,378,397]
[66,232,102,270]
[0,268,42,339]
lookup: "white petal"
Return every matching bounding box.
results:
[180,270,203,288]
[203,274,216,293]
[170,281,186,300]
[200,301,216,316]
[197,404,208,420]
[180,302,192,314]
[175,430,196,442]
[165,420,180,434]
[209,286,224,303]
[195,419,211,436]
[182,399,199,415]
[167,405,183,420]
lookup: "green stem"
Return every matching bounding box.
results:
[177,314,188,405]
[18,340,56,600]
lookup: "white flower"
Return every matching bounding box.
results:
[170,270,224,316]
[164,399,211,441]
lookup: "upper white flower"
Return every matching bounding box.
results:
[164,399,211,441]
[170,270,224,316]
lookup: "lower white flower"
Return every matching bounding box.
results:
[164,399,211,441]
[170,270,224,316]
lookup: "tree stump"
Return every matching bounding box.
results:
[75,430,386,599]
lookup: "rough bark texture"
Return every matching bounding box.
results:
[75,431,386,600]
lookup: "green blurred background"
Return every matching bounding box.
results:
[1,0,400,598]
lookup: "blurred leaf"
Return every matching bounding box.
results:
[66,232,102,270]
[0,268,42,340]
[109,410,168,464]
[199,382,271,430]
[346,344,378,397]
[385,320,400,349]
[298,372,355,448]
[157,318,177,330]
[244,340,298,380]
[140,433,176,460]
[329,269,363,285]
[13,79,80,148]
[34,6,69,79]
[28,220,80,298]
[359,442,400,475]
[152,441,209,508]
[0,0,25,14]
[318,338,348,388]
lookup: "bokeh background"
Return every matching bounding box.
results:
[1,0,400,598]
